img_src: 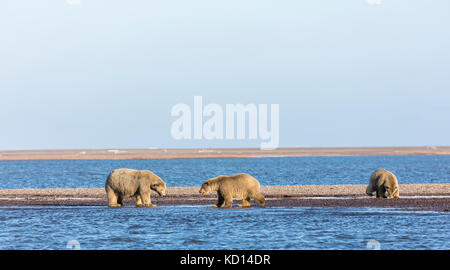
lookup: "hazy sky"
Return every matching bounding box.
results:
[1,0,449,150]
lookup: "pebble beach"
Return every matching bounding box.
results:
[1,184,449,211]
[1,148,449,211]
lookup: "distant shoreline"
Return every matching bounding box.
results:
[0,146,449,161]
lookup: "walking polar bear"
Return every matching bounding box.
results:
[366,169,400,199]
[199,173,266,208]
[105,168,166,207]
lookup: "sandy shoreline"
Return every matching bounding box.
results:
[1,184,449,211]
[1,146,449,161]
[1,148,448,210]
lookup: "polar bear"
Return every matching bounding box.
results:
[105,168,166,207]
[366,169,400,199]
[199,173,265,208]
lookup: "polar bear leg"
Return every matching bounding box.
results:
[222,193,233,208]
[117,196,123,206]
[392,188,400,198]
[239,196,251,207]
[140,190,156,207]
[376,188,386,199]
[135,194,143,207]
[366,185,376,196]
[253,193,265,206]
[106,185,122,207]
[214,192,225,207]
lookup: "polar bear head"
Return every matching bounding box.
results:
[151,178,166,196]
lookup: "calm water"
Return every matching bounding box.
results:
[0,205,448,250]
[0,156,449,250]
[0,155,449,188]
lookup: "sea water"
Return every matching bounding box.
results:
[0,155,448,250]
[0,205,448,250]
[0,155,448,188]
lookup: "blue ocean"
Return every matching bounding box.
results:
[0,155,448,250]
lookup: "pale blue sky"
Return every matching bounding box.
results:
[0,0,449,150]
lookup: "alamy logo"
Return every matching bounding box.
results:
[66,240,81,250]
[170,96,279,150]
[366,239,381,250]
